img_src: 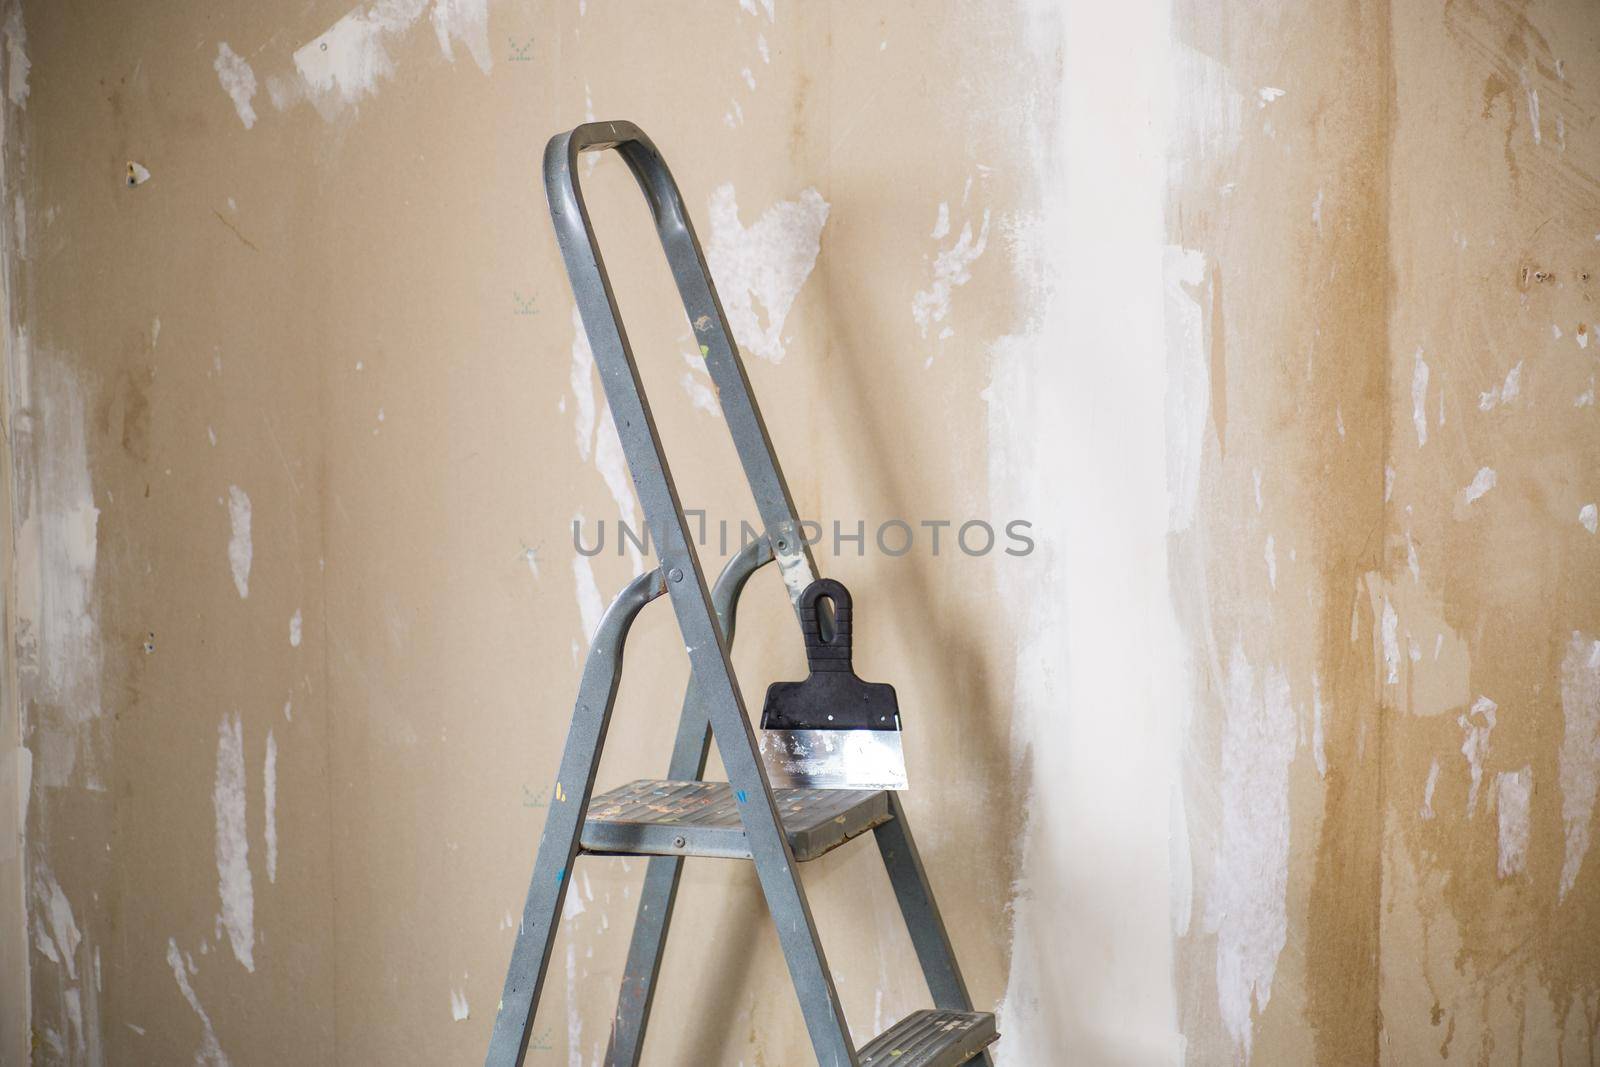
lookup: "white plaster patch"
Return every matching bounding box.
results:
[429,0,492,70]
[31,861,81,979]
[1457,466,1496,510]
[680,350,721,417]
[1256,86,1285,106]
[213,43,258,129]
[29,858,103,1060]
[1477,359,1523,411]
[15,353,105,787]
[289,608,303,648]
[912,201,991,341]
[1263,534,1277,590]
[1460,695,1498,816]
[1496,767,1532,878]
[1558,632,1600,899]
[1580,503,1597,535]
[264,730,278,884]
[571,523,604,645]
[1381,597,1400,685]
[288,0,491,120]
[681,373,720,416]
[1170,42,1243,186]
[450,985,470,1021]
[4,5,29,105]
[703,183,829,364]
[167,940,230,1066]
[214,713,255,972]
[1411,349,1429,447]
[227,486,252,598]
[1207,644,1295,1060]
[1421,758,1440,820]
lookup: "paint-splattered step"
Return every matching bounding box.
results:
[859,1010,999,1067]
[579,779,890,861]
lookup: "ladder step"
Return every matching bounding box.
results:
[859,1010,998,1067]
[580,779,891,861]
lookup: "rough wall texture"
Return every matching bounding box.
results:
[0,1,1595,1065]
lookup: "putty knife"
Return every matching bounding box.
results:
[758,578,908,791]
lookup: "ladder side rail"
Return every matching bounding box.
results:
[544,125,859,1067]
[486,568,669,1067]
[551,120,820,607]
[871,793,995,1067]
[607,536,775,1066]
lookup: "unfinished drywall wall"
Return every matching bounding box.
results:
[1379,2,1600,1061]
[0,1,1596,1065]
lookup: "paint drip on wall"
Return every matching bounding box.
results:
[1559,632,1600,900]
[1495,767,1532,878]
[1460,695,1498,816]
[30,860,100,1062]
[1207,643,1295,1060]
[213,43,257,129]
[264,730,278,884]
[226,486,252,598]
[167,938,231,1066]
[214,713,254,972]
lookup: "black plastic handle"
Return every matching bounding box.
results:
[798,579,852,674]
[760,578,899,731]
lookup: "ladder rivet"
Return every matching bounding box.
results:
[673,836,686,849]
[669,568,684,582]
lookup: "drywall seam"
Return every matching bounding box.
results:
[0,4,30,1056]
[993,0,1182,1060]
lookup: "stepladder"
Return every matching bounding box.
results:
[486,121,999,1067]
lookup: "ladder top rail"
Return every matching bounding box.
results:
[543,121,822,613]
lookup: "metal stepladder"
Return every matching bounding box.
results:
[485,121,998,1067]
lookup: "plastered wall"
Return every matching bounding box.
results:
[0,1,1596,1065]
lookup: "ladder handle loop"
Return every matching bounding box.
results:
[543,120,825,615]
